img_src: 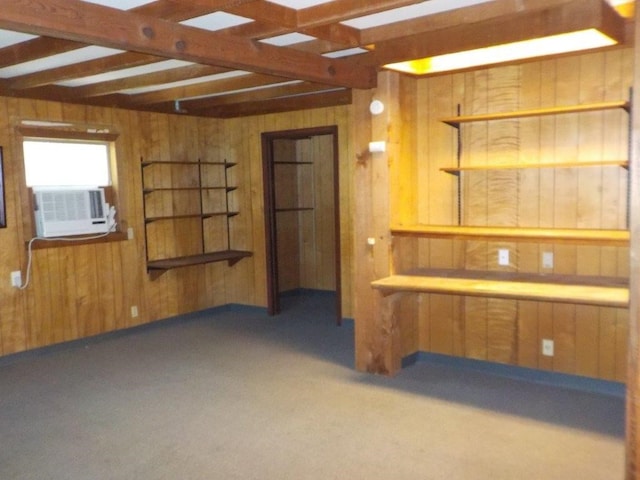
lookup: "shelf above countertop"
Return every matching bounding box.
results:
[440,160,628,175]
[371,268,628,307]
[441,100,630,127]
[390,225,629,246]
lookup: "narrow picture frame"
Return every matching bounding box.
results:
[0,147,5,228]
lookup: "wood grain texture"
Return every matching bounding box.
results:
[382,49,631,380]
[0,87,354,357]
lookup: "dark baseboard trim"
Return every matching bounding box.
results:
[0,303,266,367]
[403,351,625,398]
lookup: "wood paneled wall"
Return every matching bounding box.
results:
[0,97,353,357]
[392,49,632,381]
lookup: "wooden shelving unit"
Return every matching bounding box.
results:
[440,100,630,127]
[372,269,628,307]
[141,158,251,278]
[274,160,315,213]
[440,160,628,175]
[390,225,629,246]
[374,99,631,306]
[146,250,252,280]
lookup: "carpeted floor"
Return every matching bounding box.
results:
[0,291,625,479]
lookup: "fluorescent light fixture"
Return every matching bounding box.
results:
[385,28,618,75]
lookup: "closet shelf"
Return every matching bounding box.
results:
[441,160,628,175]
[441,100,629,127]
[147,250,253,280]
[371,269,628,307]
[390,225,629,245]
[141,161,236,167]
[276,207,314,212]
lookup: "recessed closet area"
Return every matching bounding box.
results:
[262,127,341,322]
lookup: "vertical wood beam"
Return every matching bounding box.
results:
[627,5,640,479]
[353,71,403,374]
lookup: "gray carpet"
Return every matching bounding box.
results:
[0,291,625,479]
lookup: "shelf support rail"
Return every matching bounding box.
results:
[224,160,232,250]
[456,104,462,225]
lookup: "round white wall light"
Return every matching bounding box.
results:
[369,99,385,115]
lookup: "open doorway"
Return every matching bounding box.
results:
[261,126,342,325]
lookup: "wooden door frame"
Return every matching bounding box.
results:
[261,125,342,324]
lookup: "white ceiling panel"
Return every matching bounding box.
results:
[180,12,254,31]
[0,30,36,49]
[57,59,195,87]
[267,0,334,9]
[261,33,317,46]
[184,80,303,102]
[323,48,369,59]
[343,0,494,29]
[120,70,251,96]
[82,0,155,9]
[0,46,123,78]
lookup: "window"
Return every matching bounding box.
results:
[17,123,124,242]
[23,139,111,187]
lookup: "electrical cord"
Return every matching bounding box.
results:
[18,224,117,290]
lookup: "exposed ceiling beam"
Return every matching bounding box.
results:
[303,23,361,47]
[9,20,292,90]
[0,37,86,69]
[296,0,424,28]
[8,52,163,90]
[75,65,231,98]
[185,82,340,111]
[359,0,585,45]
[229,1,298,29]
[360,0,627,67]
[0,0,376,89]
[127,72,288,106]
[0,1,225,70]
[201,89,353,118]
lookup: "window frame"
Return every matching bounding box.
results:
[16,123,127,247]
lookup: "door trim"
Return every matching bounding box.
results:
[261,125,342,324]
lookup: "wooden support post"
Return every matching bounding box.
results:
[353,71,402,374]
[627,4,640,479]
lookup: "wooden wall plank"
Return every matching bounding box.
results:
[398,49,631,380]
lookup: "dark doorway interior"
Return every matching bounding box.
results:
[261,126,342,324]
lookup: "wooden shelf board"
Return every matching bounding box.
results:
[143,186,228,193]
[141,161,236,167]
[371,269,628,307]
[274,161,313,165]
[441,160,628,174]
[276,207,314,212]
[145,212,232,223]
[441,100,629,127]
[28,231,128,250]
[147,250,253,280]
[390,225,629,245]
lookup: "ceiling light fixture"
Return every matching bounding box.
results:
[384,0,625,76]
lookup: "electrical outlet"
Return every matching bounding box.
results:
[498,249,509,266]
[542,251,554,269]
[10,271,22,288]
[131,305,139,318]
[542,339,554,357]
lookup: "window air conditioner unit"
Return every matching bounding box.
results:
[33,187,112,237]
